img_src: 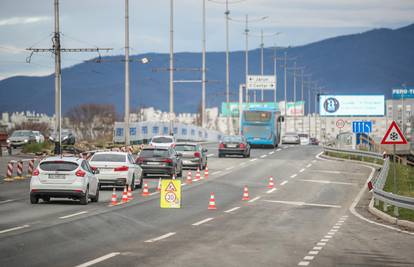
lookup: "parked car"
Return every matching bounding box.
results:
[310,137,320,145]
[218,135,250,158]
[7,130,36,148]
[32,131,45,143]
[49,129,75,145]
[298,133,310,145]
[136,147,182,178]
[175,142,208,170]
[282,132,300,144]
[149,135,176,148]
[30,156,99,205]
[88,151,143,189]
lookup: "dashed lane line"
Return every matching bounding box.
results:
[224,207,240,213]
[298,262,310,266]
[211,171,222,175]
[207,154,215,157]
[299,168,305,173]
[290,174,297,178]
[74,252,121,267]
[262,200,341,209]
[266,188,277,194]
[192,217,214,226]
[0,199,14,204]
[225,166,234,171]
[250,158,258,162]
[0,224,30,235]
[297,179,356,186]
[248,196,261,203]
[260,155,267,158]
[306,164,312,168]
[269,151,275,155]
[312,160,317,163]
[280,180,288,186]
[59,211,88,219]
[144,232,176,243]
[276,148,282,151]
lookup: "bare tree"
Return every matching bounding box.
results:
[9,122,50,136]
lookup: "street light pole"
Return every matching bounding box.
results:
[260,29,264,102]
[169,0,175,134]
[245,14,249,104]
[293,61,297,132]
[124,0,130,145]
[54,0,62,153]
[225,0,230,134]
[201,0,207,128]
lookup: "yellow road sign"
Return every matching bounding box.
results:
[160,179,181,208]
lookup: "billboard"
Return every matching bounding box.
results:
[319,95,384,116]
[278,101,305,116]
[392,88,414,99]
[221,102,279,117]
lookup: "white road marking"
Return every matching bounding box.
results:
[304,256,314,260]
[224,206,240,213]
[225,166,234,171]
[248,196,261,203]
[239,162,246,166]
[269,151,275,155]
[290,174,297,178]
[0,224,30,234]
[317,242,326,246]
[145,232,176,243]
[276,148,282,151]
[149,191,159,196]
[308,251,319,255]
[262,200,341,208]
[299,168,305,173]
[266,188,277,194]
[74,252,120,267]
[297,179,356,186]
[250,158,258,162]
[207,154,215,157]
[181,183,187,186]
[321,239,329,242]
[0,199,14,204]
[331,229,338,232]
[328,232,336,235]
[310,170,350,174]
[260,155,267,158]
[298,261,310,266]
[280,180,288,186]
[312,160,317,163]
[313,246,323,250]
[324,235,332,239]
[333,226,340,229]
[306,164,312,168]
[59,211,88,219]
[211,171,222,175]
[192,218,214,226]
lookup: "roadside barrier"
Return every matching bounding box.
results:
[27,159,35,177]
[16,161,23,179]
[208,192,217,210]
[4,161,15,181]
[186,171,192,184]
[242,186,249,201]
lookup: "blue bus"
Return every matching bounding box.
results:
[240,108,284,148]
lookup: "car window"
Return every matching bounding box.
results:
[40,161,79,171]
[90,154,126,162]
[140,149,169,157]
[222,136,243,142]
[152,137,173,143]
[128,154,135,164]
[175,145,196,151]
[81,161,92,173]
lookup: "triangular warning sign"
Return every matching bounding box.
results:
[165,181,177,192]
[381,121,408,145]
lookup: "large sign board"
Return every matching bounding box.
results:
[319,95,384,116]
[392,88,414,99]
[221,102,279,117]
[279,101,305,116]
[246,75,276,90]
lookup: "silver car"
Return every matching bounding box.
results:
[175,143,208,170]
[282,132,300,144]
[7,130,36,148]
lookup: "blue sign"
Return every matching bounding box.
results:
[352,121,372,133]
[116,128,124,137]
[130,127,136,136]
[392,88,414,99]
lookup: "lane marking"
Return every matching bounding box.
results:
[290,174,297,178]
[298,262,310,266]
[224,206,240,213]
[250,158,258,162]
[299,168,305,173]
[304,256,314,260]
[324,235,332,239]
[59,211,88,219]
[0,224,30,234]
[192,217,214,226]
[276,148,282,151]
[239,162,246,166]
[225,166,234,171]
[317,242,326,246]
[312,160,317,163]
[280,180,288,186]
[308,251,319,255]
[144,232,176,243]
[149,191,159,196]
[181,183,187,186]
[266,188,277,194]
[269,151,275,155]
[207,154,215,157]
[297,179,356,186]
[306,164,312,168]
[328,232,336,235]
[333,226,340,229]
[74,252,121,267]
[321,239,329,242]
[248,196,261,203]
[309,170,353,175]
[260,155,267,158]
[211,171,222,175]
[262,200,341,209]
[313,246,323,250]
[0,199,14,204]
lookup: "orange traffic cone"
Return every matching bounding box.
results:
[127,185,133,200]
[186,171,192,184]
[156,178,162,191]
[204,166,209,179]
[267,176,274,189]
[141,182,149,197]
[242,186,249,201]
[208,192,217,210]
[195,168,201,181]
[111,188,118,205]
[121,186,129,203]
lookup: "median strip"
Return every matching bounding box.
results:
[144,232,176,243]
[59,211,88,219]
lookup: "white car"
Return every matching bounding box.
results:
[89,152,143,189]
[30,156,99,205]
[149,135,176,148]
[32,131,45,143]
[298,133,310,145]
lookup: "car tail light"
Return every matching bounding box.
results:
[219,143,224,149]
[163,158,173,164]
[239,143,246,149]
[171,143,176,148]
[136,157,144,164]
[32,168,40,176]
[114,166,129,172]
[194,152,201,158]
[75,169,86,177]
[90,166,97,171]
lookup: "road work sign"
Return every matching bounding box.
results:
[381,121,407,145]
[246,75,276,90]
[160,179,181,208]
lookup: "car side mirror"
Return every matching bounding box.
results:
[177,153,183,157]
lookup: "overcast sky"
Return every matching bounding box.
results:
[0,0,413,80]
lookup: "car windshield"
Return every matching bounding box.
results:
[152,137,173,143]
[140,149,169,157]
[11,131,32,137]
[285,133,298,136]
[298,134,308,138]
[175,145,196,151]
[222,136,243,142]
[90,154,126,162]
[40,161,78,171]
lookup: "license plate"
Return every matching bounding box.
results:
[227,144,237,148]
[99,168,112,173]
[147,162,160,165]
[49,174,65,179]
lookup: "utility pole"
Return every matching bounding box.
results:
[244,14,249,104]
[124,0,130,145]
[201,0,207,128]
[169,0,175,133]
[27,0,111,153]
[284,52,287,133]
[225,0,230,134]
[260,29,264,102]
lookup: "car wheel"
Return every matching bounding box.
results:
[90,186,99,203]
[30,195,39,204]
[42,196,50,202]
[79,187,89,205]
[135,176,143,189]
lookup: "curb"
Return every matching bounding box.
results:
[368,198,414,231]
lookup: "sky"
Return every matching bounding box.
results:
[0,0,413,80]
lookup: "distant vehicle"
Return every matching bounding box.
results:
[32,131,45,143]
[89,152,143,189]
[136,147,182,178]
[149,135,176,148]
[30,156,99,205]
[282,132,300,144]
[310,137,320,145]
[7,130,36,148]
[49,129,76,145]
[298,133,310,145]
[218,135,251,158]
[241,108,283,148]
[175,143,208,170]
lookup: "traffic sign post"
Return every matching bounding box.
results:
[352,121,372,133]
[160,179,181,208]
[246,75,276,90]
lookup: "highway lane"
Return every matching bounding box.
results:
[0,145,413,267]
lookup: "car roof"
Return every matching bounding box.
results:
[143,146,169,150]
[41,156,82,163]
[92,151,128,155]
[175,142,197,146]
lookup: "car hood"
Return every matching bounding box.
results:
[9,136,30,141]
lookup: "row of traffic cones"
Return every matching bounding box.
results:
[110,181,151,206]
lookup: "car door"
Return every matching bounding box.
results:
[128,154,142,180]
[83,161,97,195]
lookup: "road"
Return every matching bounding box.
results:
[0,144,413,267]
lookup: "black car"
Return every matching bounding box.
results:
[218,135,251,158]
[136,147,183,178]
[49,129,76,145]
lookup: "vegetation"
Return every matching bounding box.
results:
[324,151,383,165]
[375,201,414,222]
[22,141,53,154]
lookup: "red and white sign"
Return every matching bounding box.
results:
[336,119,345,129]
[381,121,408,145]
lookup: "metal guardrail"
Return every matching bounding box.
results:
[323,146,414,211]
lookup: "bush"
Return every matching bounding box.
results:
[22,141,52,154]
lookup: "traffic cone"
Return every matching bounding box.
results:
[208,192,217,210]
[121,186,129,203]
[195,168,201,181]
[242,186,249,201]
[127,185,133,200]
[267,176,274,189]
[156,178,162,191]
[186,171,192,184]
[204,166,209,179]
[111,188,118,205]
[141,182,149,197]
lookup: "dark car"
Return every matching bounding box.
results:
[310,137,320,145]
[49,129,76,145]
[175,143,208,170]
[218,135,250,158]
[136,147,183,178]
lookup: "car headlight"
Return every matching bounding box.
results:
[6,139,10,143]
[24,139,28,143]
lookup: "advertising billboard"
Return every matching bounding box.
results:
[392,88,414,99]
[221,102,279,117]
[319,95,384,116]
[278,101,305,116]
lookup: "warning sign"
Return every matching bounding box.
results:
[160,180,181,208]
[381,121,408,145]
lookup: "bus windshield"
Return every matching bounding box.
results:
[243,111,271,122]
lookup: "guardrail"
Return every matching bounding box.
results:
[323,146,414,213]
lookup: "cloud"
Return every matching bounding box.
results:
[0,16,50,27]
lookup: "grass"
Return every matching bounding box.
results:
[325,151,383,165]
[22,141,53,154]
[375,200,414,222]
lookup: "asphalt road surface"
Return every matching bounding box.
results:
[0,144,413,267]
